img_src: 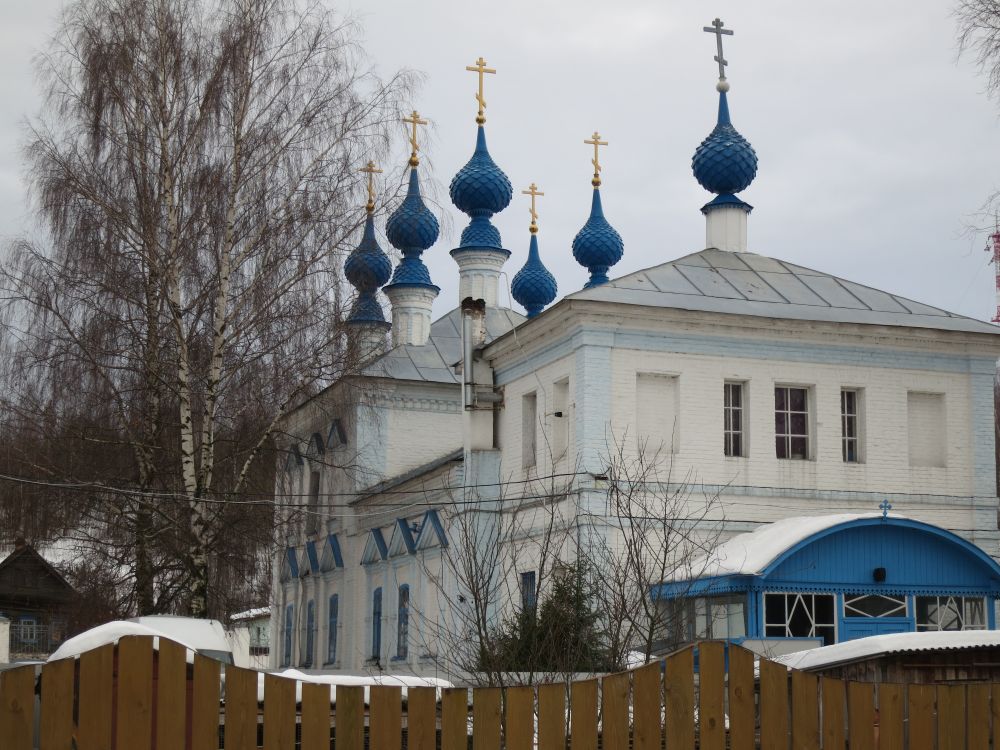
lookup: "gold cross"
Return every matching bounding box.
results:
[465,56,496,125]
[584,131,609,187]
[522,183,544,234]
[359,161,382,212]
[402,111,428,166]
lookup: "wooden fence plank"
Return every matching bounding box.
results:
[371,685,402,750]
[848,682,875,750]
[758,658,788,750]
[993,683,1000,748]
[116,636,154,750]
[192,654,221,750]
[877,683,904,750]
[538,683,565,750]
[0,665,35,750]
[473,687,501,750]
[907,684,935,750]
[728,645,755,750]
[441,688,468,750]
[223,666,258,750]
[39,657,74,750]
[78,643,114,750]
[790,670,818,750]
[570,678,598,750]
[336,685,364,750]
[665,648,694,750]
[699,643,725,750]
[821,678,845,750]
[155,638,187,750]
[262,673,296,750]
[602,671,629,750]
[504,686,534,750]
[300,682,330,750]
[966,683,989,750]
[937,684,965,750]
[407,686,438,750]
[633,661,662,750]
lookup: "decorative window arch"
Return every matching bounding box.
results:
[397,585,410,660]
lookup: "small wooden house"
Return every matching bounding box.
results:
[0,538,78,660]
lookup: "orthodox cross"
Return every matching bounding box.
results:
[584,131,609,187]
[465,56,496,124]
[402,111,428,166]
[703,18,734,80]
[359,161,382,213]
[522,183,544,233]
[879,499,893,519]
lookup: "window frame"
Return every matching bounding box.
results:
[520,571,537,612]
[522,392,538,470]
[763,591,836,645]
[371,587,383,661]
[397,584,410,660]
[774,385,811,460]
[282,604,293,668]
[303,599,315,668]
[326,594,339,665]
[841,388,862,463]
[916,595,986,631]
[724,381,746,458]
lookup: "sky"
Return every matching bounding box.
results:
[2,1,1000,324]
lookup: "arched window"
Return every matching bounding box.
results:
[397,585,410,660]
[371,587,383,661]
[327,594,339,665]
[283,604,293,667]
[304,600,315,667]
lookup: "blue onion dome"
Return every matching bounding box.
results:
[572,188,624,288]
[512,233,557,318]
[692,90,758,204]
[449,127,513,249]
[345,212,392,327]
[385,167,440,289]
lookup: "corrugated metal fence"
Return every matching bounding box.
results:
[0,635,996,748]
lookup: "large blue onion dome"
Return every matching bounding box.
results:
[344,213,392,327]
[512,233,557,318]
[449,127,513,249]
[692,90,757,202]
[385,167,440,290]
[572,188,624,288]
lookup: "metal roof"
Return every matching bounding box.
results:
[567,247,1000,335]
[363,306,525,383]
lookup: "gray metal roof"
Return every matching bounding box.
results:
[567,248,1000,335]
[364,306,526,383]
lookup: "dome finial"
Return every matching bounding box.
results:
[360,160,382,214]
[584,131,608,188]
[703,17,733,89]
[465,56,496,125]
[512,183,557,318]
[402,110,428,168]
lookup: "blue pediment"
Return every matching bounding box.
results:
[387,519,417,557]
[307,432,325,457]
[320,533,344,571]
[306,540,320,574]
[284,444,303,472]
[328,419,348,448]
[414,510,448,550]
[285,547,299,579]
[361,528,388,565]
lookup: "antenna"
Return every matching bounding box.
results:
[987,217,1000,323]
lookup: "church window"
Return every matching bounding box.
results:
[326,594,338,665]
[282,604,293,667]
[306,470,321,534]
[774,386,809,459]
[844,593,906,618]
[907,392,946,468]
[520,571,537,612]
[371,587,383,660]
[764,592,835,645]
[552,378,570,460]
[522,393,537,469]
[303,599,315,668]
[841,389,861,463]
[397,585,410,659]
[636,373,679,455]
[916,596,985,631]
[724,382,745,457]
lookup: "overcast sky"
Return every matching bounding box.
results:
[3,1,1000,324]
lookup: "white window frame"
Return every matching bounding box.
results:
[724,381,746,457]
[522,392,538,470]
[774,385,811,460]
[763,592,836,644]
[841,388,862,463]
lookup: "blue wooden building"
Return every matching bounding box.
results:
[653,514,1000,649]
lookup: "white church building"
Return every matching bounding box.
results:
[271,36,1000,677]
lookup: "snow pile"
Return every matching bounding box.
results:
[775,630,1000,671]
[249,670,454,704]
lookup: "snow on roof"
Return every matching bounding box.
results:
[50,617,231,662]
[49,622,201,662]
[252,670,454,704]
[674,513,887,581]
[230,607,270,622]
[775,630,1000,672]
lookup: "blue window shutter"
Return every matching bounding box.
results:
[305,600,315,668]
[327,595,339,664]
[283,604,293,667]
[397,585,410,659]
[372,587,383,660]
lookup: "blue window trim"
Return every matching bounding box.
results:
[396,585,410,660]
[372,587,383,660]
[283,604,293,667]
[326,594,339,665]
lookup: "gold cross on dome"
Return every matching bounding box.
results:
[522,183,544,233]
[402,110,428,166]
[465,56,496,124]
[359,161,382,212]
[584,131,609,187]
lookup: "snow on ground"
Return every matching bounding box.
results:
[775,630,1000,671]
[254,670,454,705]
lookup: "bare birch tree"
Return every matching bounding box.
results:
[0,0,410,617]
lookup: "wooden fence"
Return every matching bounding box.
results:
[0,635,997,748]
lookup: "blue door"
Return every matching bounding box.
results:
[840,617,912,641]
